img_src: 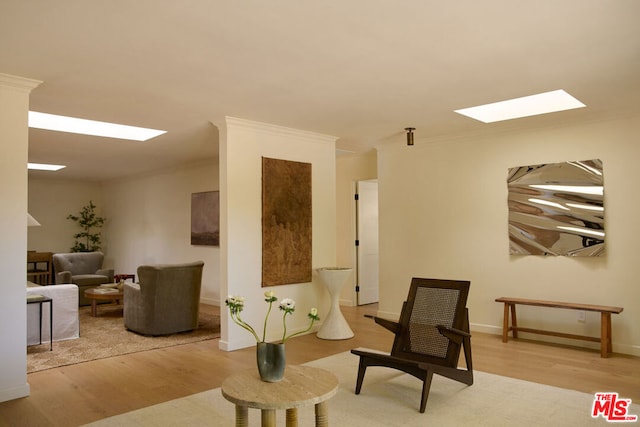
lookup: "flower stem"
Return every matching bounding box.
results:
[262,300,274,342]
[231,312,260,342]
[281,312,289,343]
[283,318,317,342]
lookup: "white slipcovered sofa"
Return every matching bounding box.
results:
[27,284,80,345]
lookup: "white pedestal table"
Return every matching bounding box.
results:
[316,267,354,340]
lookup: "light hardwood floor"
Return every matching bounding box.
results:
[1,304,638,426]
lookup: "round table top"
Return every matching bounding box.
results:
[84,288,123,299]
[221,365,338,410]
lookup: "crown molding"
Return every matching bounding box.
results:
[225,116,337,145]
[0,73,42,93]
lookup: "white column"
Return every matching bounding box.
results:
[218,117,337,351]
[0,73,41,402]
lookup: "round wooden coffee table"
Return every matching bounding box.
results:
[221,365,338,427]
[84,288,124,317]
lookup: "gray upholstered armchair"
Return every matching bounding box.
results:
[124,261,204,336]
[52,251,114,306]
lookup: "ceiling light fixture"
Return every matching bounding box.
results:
[28,111,167,141]
[454,89,585,123]
[28,162,66,171]
[405,127,415,146]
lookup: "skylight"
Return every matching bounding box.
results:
[28,111,166,141]
[454,90,585,123]
[28,163,66,171]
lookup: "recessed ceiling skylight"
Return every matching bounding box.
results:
[28,163,66,171]
[454,90,585,123]
[28,111,166,141]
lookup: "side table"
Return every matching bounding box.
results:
[114,273,135,283]
[84,288,124,317]
[316,267,354,340]
[27,295,53,351]
[221,365,338,427]
[27,251,53,285]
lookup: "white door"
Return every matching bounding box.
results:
[356,179,379,305]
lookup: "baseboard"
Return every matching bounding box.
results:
[470,322,502,335]
[217,339,232,351]
[470,322,640,357]
[200,296,220,306]
[0,382,30,403]
[340,298,355,307]
[218,336,258,352]
[218,338,255,352]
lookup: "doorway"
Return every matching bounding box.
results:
[355,179,379,305]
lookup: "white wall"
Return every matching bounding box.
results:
[335,150,377,306]
[377,115,640,356]
[28,161,220,303]
[102,159,220,305]
[219,117,337,350]
[0,73,41,402]
[28,179,103,253]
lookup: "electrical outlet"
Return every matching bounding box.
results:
[577,310,586,322]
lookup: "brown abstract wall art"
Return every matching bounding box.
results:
[191,191,220,246]
[262,157,312,286]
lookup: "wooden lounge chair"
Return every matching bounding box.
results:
[351,277,473,413]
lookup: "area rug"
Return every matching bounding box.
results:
[82,351,639,426]
[27,305,220,373]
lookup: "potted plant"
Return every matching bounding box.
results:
[67,200,106,252]
[226,291,319,382]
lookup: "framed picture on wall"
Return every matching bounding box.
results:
[191,191,220,246]
[261,157,312,286]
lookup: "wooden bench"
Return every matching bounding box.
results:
[495,297,623,358]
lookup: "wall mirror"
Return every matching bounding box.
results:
[507,159,604,256]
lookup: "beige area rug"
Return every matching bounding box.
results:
[83,351,639,426]
[27,305,220,373]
